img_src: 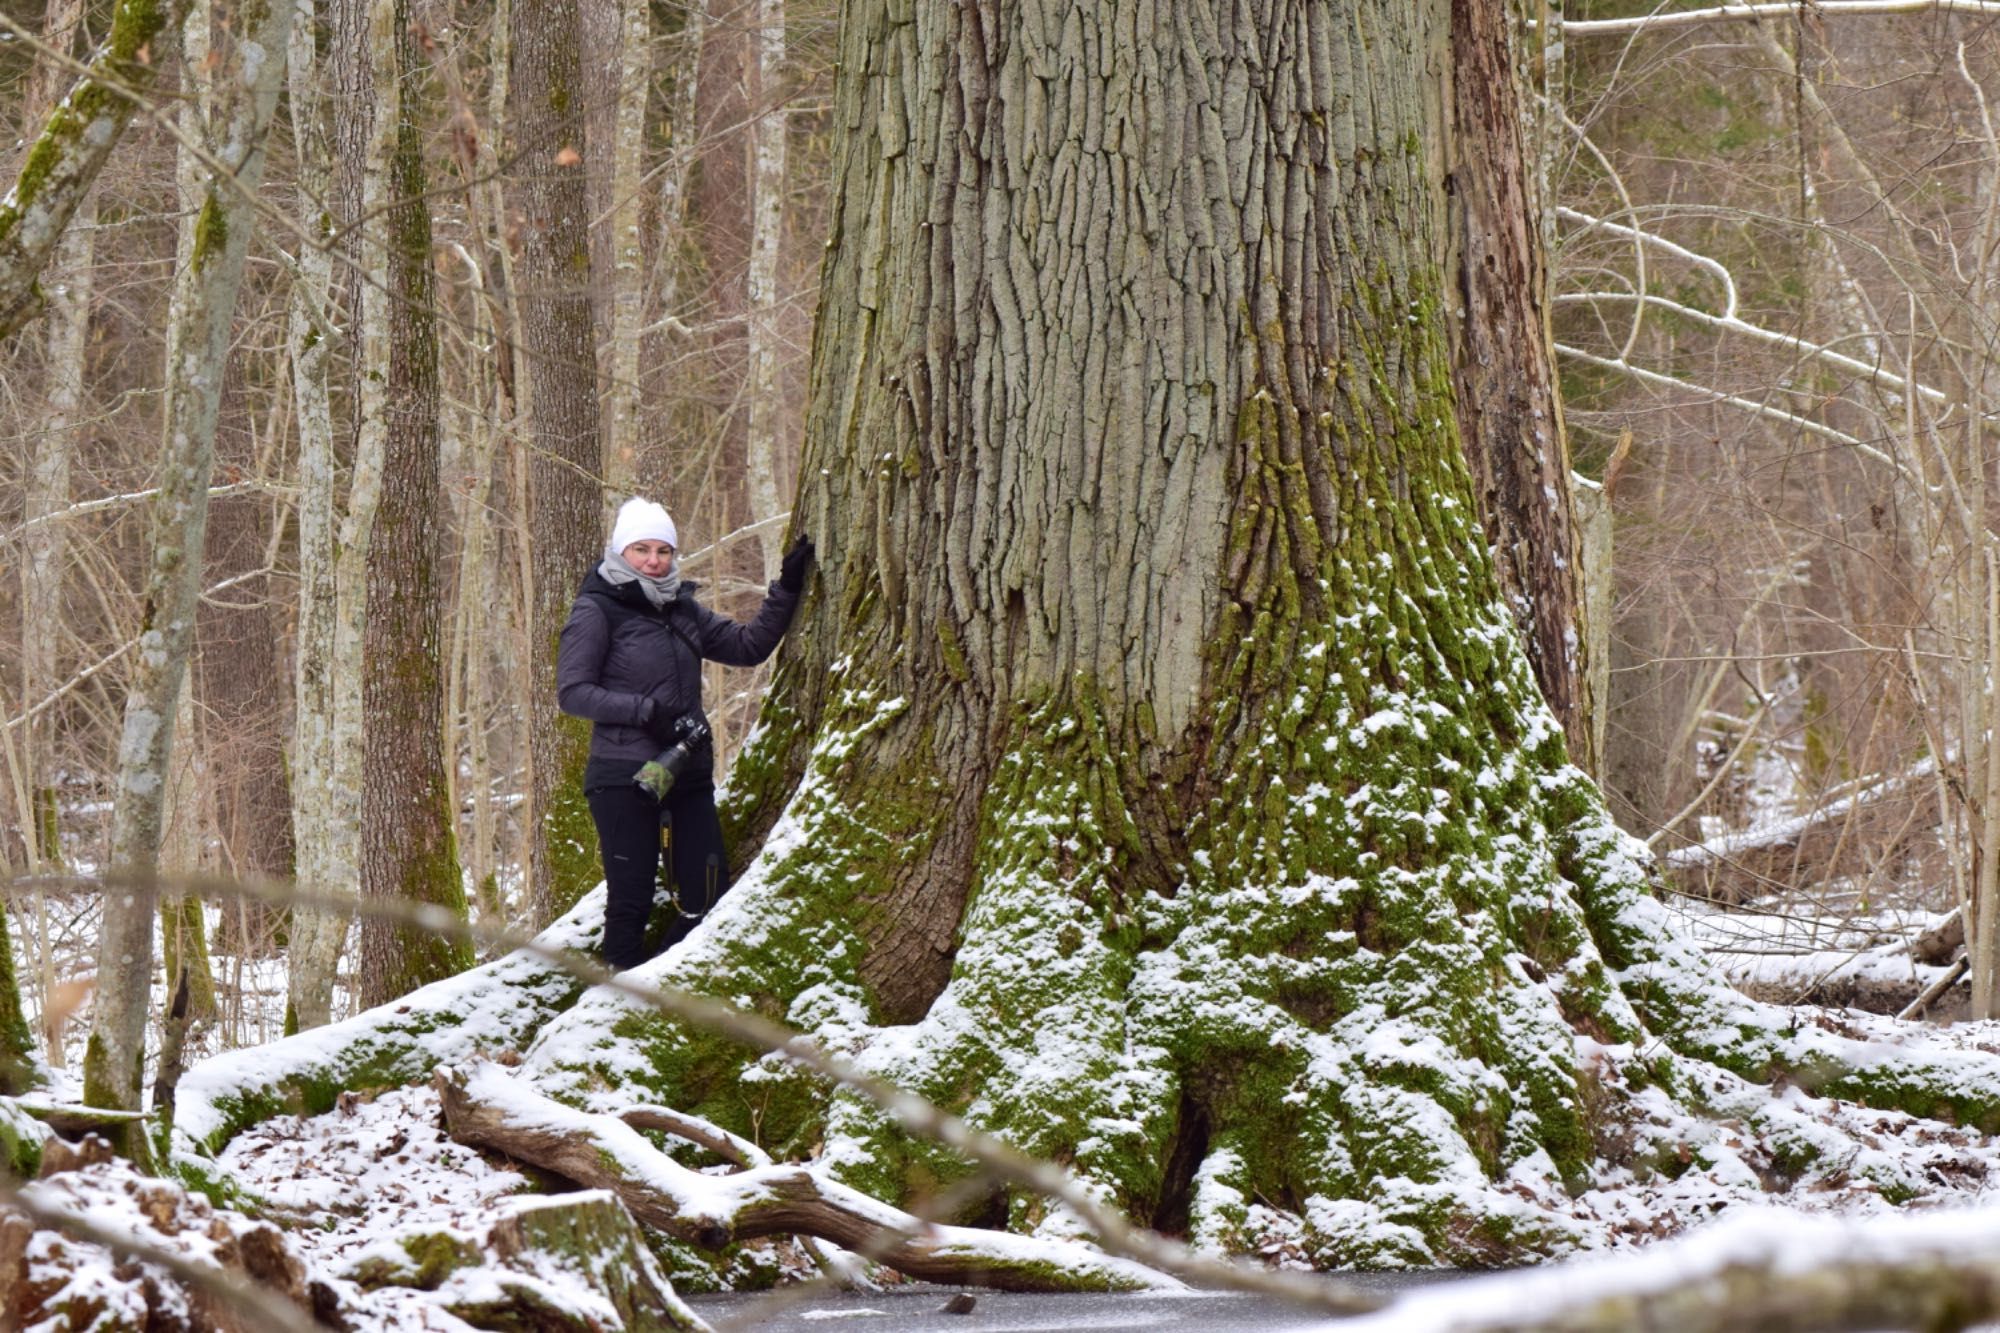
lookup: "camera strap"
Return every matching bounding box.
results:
[661,606,705,670]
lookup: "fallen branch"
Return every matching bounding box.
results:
[435,1059,1180,1295]
[1342,1203,2000,1333]
[616,1103,769,1168]
[1898,956,1970,1021]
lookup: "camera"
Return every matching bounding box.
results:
[634,716,711,799]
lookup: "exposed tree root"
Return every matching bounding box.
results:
[433,1058,1180,1294]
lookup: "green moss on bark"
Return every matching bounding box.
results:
[545,710,600,919]
[0,905,39,1095]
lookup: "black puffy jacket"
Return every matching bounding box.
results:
[555,566,799,768]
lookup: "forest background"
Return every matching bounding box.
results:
[9,0,1990,1057]
[6,0,2000,1322]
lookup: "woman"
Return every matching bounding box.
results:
[556,497,812,968]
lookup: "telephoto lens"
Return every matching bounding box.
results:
[633,717,712,799]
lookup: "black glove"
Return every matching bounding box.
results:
[642,697,683,748]
[779,534,814,594]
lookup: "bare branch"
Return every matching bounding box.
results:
[1559,0,2000,39]
[0,1,195,339]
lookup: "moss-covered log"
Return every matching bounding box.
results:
[171,890,604,1160]
[498,0,2000,1274]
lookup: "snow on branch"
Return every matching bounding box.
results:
[3,480,284,543]
[435,1058,1178,1294]
[1340,1202,2000,1332]
[1557,207,1958,411]
[141,870,1390,1316]
[1560,0,2000,38]
[1664,758,1937,870]
[1559,206,1741,319]
[1554,342,1911,474]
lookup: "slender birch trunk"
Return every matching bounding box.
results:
[651,1,706,333]
[82,0,295,1131]
[356,0,472,1005]
[742,0,788,579]
[438,0,518,927]
[508,0,606,925]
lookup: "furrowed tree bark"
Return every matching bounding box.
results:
[83,0,294,1139]
[0,0,194,341]
[515,0,2000,1272]
[508,0,606,926]
[357,0,473,1006]
[1446,0,1592,773]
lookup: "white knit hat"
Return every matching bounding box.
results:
[606,497,678,557]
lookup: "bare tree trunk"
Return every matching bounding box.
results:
[0,883,34,1092]
[357,0,472,1007]
[1446,0,1591,772]
[286,0,391,1031]
[0,0,193,338]
[82,0,295,1133]
[4,0,97,1091]
[742,0,789,579]
[19,0,93,875]
[508,0,606,925]
[157,15,222,1029]
[583,0,652,498]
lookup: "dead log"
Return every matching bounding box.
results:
[1910,908,1964,967]
[1664,764,1940,906]
[433,1060,1176,1294]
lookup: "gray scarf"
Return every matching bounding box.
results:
[599,551,682,608]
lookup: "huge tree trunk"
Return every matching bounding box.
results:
[356,0,472,1007]
[83,0,294,1131]
[511,0,2000,1270]
[508,0,607,926]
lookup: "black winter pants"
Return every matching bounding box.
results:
[585,780,729,970]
